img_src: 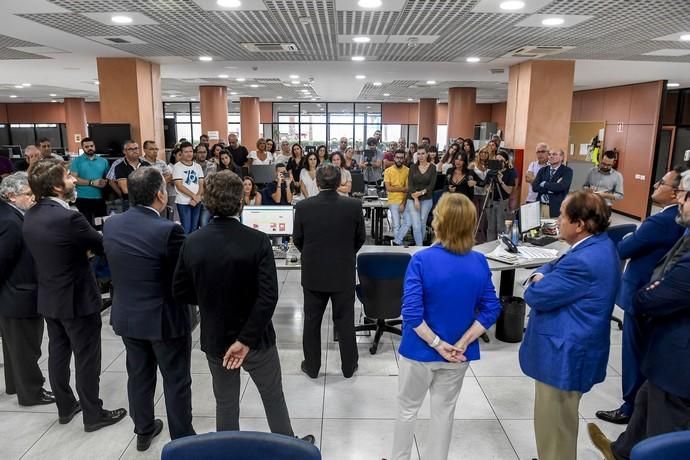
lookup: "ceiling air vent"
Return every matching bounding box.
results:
[504,46,575,58]
[240,43,299,52]
[105,37,131,44]
[490,68,505,74]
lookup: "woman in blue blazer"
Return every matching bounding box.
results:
[391,194,501,460]
[519,191,620,460]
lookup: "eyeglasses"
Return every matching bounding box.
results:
[656,179,678,190]
[125,147,139,152]
[146,147,159,151]
[537,149,549,153]
[678,189,689,202]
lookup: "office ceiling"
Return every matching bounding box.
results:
[1,0,690,103]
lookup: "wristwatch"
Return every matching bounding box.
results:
[430,335,441,348]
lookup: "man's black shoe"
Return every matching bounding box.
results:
[595,408,630,425]
[58,403,82,424]
[300,361,318,379]
[300,434,316,444]
[20,388,56,406]
[343,364,358,379]
[84,408,127,432]
[137,419,164,452]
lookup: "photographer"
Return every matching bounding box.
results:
[266,163,293,205]
[485,150,516,241]
[361,137,383,185]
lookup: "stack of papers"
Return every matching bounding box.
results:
[486,245,559,264]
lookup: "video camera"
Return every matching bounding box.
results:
[362,148,376,165]
[485,159,503,179]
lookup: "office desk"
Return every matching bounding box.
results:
[361,199,388,245]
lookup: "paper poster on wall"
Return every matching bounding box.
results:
[207,130,220,140]
[579,144,589,156]
[570,144,574,156]
[598,128,605,142]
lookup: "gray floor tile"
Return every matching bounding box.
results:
[0,412,56,460]
[323,375,398,419]
[579,376,623,419]
[320,418,420,460]
[416,419,518,460]
[477,376,535,420]
[241,375,324,419]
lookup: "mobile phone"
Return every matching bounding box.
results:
[500,235,519,254]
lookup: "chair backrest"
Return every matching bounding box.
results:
[631,430,690,460]
[357,252,411,319]
[161,431,321,460]
[351,172,365,194]
[607,224,637,245]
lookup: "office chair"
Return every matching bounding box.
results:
[354,252,411,355]
[607,224,637,331]
[631,430,690,460]
[161,431,321,460]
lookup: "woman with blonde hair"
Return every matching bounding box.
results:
[391,193,501,460]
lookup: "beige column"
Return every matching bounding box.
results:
[200,86,228,143]
[240,97,260,149]
[447,88,476,140]
[505,60,575,201]
[96,57,164,159]
[417,98,438,145]
[63,98,87,153]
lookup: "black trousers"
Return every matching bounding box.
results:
[75,198,107,227]
[0,315,46,404]
[122,335,195,439]
[302,288,358,376]
[45,313,104,424]
[612,381,690,460]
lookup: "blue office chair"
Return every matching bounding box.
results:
[631,431,690,460]
[161,431,321,460]
[355,252,411,355]
[607,224,638,331]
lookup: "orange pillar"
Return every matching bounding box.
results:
[96,57,164,158]
[200,86,228,144]
[64,98,87,154]
[505,60,575,201]
[447,88,476,140]
[240,97,260,149]
[417,98,438,145]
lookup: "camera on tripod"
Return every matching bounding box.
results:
[485,159,503,179]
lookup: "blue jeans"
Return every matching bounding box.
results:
[399,199,433,246]
[177,203,201,234]
[200,205,212,227]
[389,203,409,245]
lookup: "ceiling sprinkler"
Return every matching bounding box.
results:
[407,37,419,48]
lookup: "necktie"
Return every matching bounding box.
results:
[541,169,557,204]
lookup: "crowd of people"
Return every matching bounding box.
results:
[1,130,689,460]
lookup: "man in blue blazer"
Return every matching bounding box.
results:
[596,166,686,425]
[103,168,195,451]
[520,191,620,460]
[531,148,573,218]
[589,171,690,460]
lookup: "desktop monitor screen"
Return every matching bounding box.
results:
[520,201,541,234]
[242,206,294,235]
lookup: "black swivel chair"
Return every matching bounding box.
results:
[354,252,411,354]
[607,223,638,331]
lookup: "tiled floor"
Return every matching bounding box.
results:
[0,212,640,459]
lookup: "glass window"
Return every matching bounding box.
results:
[228,124,240,136]
[329,124,354,151]
[382,125,402,143]
[176,124,192,144]
[436,125,448,150]
[328,103,354,123]
[353,124,366,150]
[300,124,327,147]
[277,124,300,143]
[274,103,300,123]
[300,103,326,123]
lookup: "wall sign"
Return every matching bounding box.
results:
[616,122,624,133]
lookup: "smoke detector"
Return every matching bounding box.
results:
[407,37,419,48]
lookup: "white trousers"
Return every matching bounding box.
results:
[391,357,469,460]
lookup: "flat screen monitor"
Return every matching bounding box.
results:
[249,165,276,184]
[520,201,541,234]
[351,172,364,194]
[88,123,132,156]
[241,206,294,236]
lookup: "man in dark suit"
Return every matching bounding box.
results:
[531,148,574,218]
[294,164,366,379]
[173,170,314,443]
[596,166,686,425]
[22,159,126,431]
[589,170,690,460]
[0,172,54,407]
[103,167,194,451]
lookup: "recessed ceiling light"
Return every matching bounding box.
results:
[94,80,100,85]
[373,82,382,86]
[383,93,390,96]
[407,98,414,101]
[111,15,133,24]
[680,34,690,41]
[199,56,213,62]
[426,80,436,85]
[49,93,57,97]
[466,57,480,63]
[14,85,23,89]
[358,0,382,7]
[353,36,371,43]
[169,95,177,98]
[217,0,241,7]
[218,74,229,78]
[9,95,17,98]
[276,96,283,99]
[355,75,366,79]
[291,80,300,85]
[541,17,565,26]
[51,100,57,103]
[301,89,310,93]
[249,84,259,88]
[21,83,31,87]
[667,82,681,87]
[499,1,525,10]
[351,56,366,61]
[289,74,299,79]
[230,91,238,95]
[320,108,324,111]
[236,77,246,82]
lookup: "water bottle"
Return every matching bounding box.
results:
[511,220,521,246]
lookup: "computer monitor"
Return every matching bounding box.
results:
[351,172,365,195]
[241,206,294,236]
[249,164,276,184]
[519,201,541,234]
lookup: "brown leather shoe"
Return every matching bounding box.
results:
[587,423,616,460]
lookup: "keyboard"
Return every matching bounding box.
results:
[272,247,287,260]
[525,235,558,246]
